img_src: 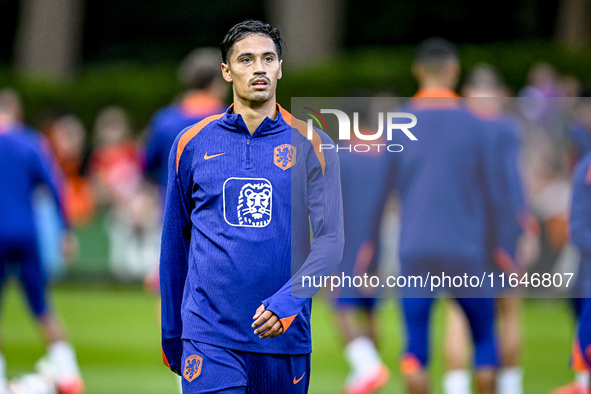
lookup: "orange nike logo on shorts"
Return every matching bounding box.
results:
[204,152,226,160]
[293,372,306,384]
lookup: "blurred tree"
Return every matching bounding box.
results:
[0,0,19,62]
[14,0,84,79]
[266,0,343,63]
[555,0,591,48]
[82,0,265,62]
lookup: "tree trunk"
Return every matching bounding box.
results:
[14,0,84,80]
[266,0,343,64]
[555,0,591,48]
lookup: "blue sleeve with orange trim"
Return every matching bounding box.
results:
[261,129,345,328]
[159,127,193,373]
[481,117,528,270]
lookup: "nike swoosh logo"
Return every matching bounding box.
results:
[293,372,306,384]
[204,152,226,160]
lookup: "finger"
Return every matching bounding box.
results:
[254,314,278,335]
[268,322,284,338]
[260,321,284,339]
[252,304,265,320]
[252,310,273,328]
[253,312,277,333]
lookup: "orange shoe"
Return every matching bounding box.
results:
[345,365,390,394]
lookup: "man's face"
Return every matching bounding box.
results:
[221,34,282,105]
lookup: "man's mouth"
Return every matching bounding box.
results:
[251,78,269,89]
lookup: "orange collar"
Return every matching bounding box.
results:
[411,88,460,110]
[181,93,223,116]
[413,88,459,98]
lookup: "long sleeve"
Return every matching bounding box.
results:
[481,120,527,271]
[262,131,344,331]
[159,133,193,371]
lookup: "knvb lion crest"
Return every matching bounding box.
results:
[183,355,203,382]
[274,144,296,170]
[237,182,272,227]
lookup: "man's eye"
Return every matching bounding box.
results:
[241,58,252,63]
[265,57,274,62]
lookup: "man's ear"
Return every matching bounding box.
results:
[277,59,283,80]
[221,63,232,83]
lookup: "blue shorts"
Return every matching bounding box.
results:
[181,340,310,393]
[0,237,49,317]
[334,297,379,311]
[401,297,498,370]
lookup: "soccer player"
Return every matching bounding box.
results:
[0,89,70,278]
[443,65,536,394]
[335,130,391,394]
[159,20,344,393]
[387,38,521,394]
[0,130,83,394]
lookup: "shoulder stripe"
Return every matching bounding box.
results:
[279,105,326,175]
[176,113,224,173]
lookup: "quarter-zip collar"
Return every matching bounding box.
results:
[221,104,288,137]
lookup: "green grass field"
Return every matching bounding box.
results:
[0,282,576,393]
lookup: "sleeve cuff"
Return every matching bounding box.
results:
[162,337,183,372]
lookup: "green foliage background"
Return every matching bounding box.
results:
[3,42,591,135]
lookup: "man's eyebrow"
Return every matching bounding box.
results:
[236,51,277,58]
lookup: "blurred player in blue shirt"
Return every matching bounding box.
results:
[0,127,83,394]
[387,38,522,394]
[0,89,68,278]
[159,20,344,393]
[442,65,535,394]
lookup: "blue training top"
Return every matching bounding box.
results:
[160,105,344,372]
[386,91,524,269]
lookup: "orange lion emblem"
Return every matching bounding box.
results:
[274,144,296,170]
[183,355,203,382]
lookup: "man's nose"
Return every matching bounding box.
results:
[253,57,267,74]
